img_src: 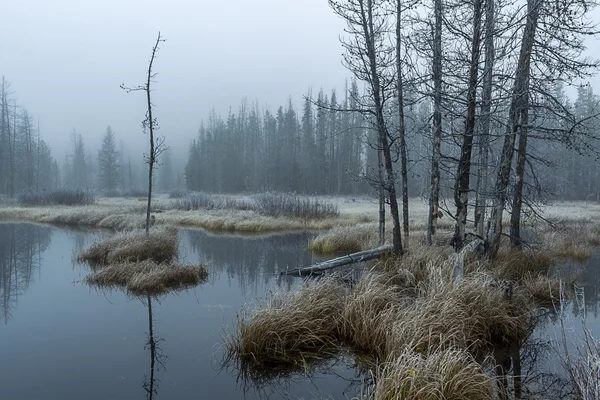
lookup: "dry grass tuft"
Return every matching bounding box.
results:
[338,272,410,357]
[521,274,564,308]
[225,277,347,372]
[373,346,494,400]
[386,274,533,359]
[493,249,555,282]
[308,223,382,254]
[78,227,177,266]
[86,260,208,295]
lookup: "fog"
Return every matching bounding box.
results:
[1,0,349,157]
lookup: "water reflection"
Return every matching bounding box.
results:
[143,296,166,400]
[184,230,323,296]
[0,223,52,324]
[494,336,572,400]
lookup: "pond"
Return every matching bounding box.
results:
[1,223,599,399]
[0,223,360,400]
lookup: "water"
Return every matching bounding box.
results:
[2,223,598,399]
[0,223,359,400]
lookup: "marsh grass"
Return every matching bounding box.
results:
[78,227,177,266]
[373,346,494,400]
[338,273,410,358]
[225,277,347,371]
[308,223,383,254]
[19,189,95,206]
[388,275,534,359]
[86,260,208,295]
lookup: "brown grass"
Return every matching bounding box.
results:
[373,346,494,400]
[338,272,410,358]
[225,277,347,372]
[385,272,533,359]
[308,223,383,254]
[86,260,208,295]
[78,227,177,266]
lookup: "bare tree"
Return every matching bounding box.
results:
[330,0,404,255]
[473,0,496,238]
[121,32,167,235]
[426,0,444,246]
[487,0,541,258]
[451,0,483,252]
[396,0,410,248]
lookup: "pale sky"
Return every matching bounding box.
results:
[1,0,599,160]
[1,0,349,157]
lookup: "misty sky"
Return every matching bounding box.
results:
[1,0,599,159]
[1,0,348,157]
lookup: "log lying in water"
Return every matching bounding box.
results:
[283,244,394,277]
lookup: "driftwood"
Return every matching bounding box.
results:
[283,245,394,277]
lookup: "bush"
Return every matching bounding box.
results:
[172,191,339,219]
[19,190,95,206]
[168,190,188,199]
[252,192,339,219]
[103,189,148,198]
[172,192,253,211]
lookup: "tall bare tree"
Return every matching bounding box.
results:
[451,0,483,252]
[396,0,410,248]
[121,32,167,235]
[330,0,404,255]
[426,0,444,246]
[487,0,541,258]
[473,0,496,238]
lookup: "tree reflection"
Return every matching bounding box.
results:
[142,295,166,400]
[185,230,323,296]
[0,224,52,324]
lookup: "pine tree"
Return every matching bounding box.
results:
[98,126,120,192]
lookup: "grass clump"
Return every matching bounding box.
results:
[373,346,494,400]
[18,189,95,206]
[78,227,177,266]
[386,274,533,358]
[86,260,208,295]
[309,223,381,254]
[226,277,347,372]
[253,192,339,219]
[338,272,411,357]
[172,192,254,211]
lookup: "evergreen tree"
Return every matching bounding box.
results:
[97,126,119,192]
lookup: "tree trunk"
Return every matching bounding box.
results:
[509,119,529,247]
[487,0,540,258]
[396,0,410,249]
[474,0,496,238]
[452,0,483,252]
[144,33,162,236]
[378,146,386,246]
[361,0,403,255]
[427,0,443,246]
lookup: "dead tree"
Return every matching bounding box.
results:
[396,0,410,248]
[451,0,483,252]
[426,0,443,246]
[473,0,496,238]
[330,0,404,256]
[509,0,600,248]
[121,32,167,236]
[487,0,541,258]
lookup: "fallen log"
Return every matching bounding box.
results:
[283,244,394,277]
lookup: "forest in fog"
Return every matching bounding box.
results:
[1,77,598,200]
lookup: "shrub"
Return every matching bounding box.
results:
[168,190,188,199]
[19,190,95,206]
[252,192,339,219]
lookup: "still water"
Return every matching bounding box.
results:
[1,223,599,399]
[0,223,359,400]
